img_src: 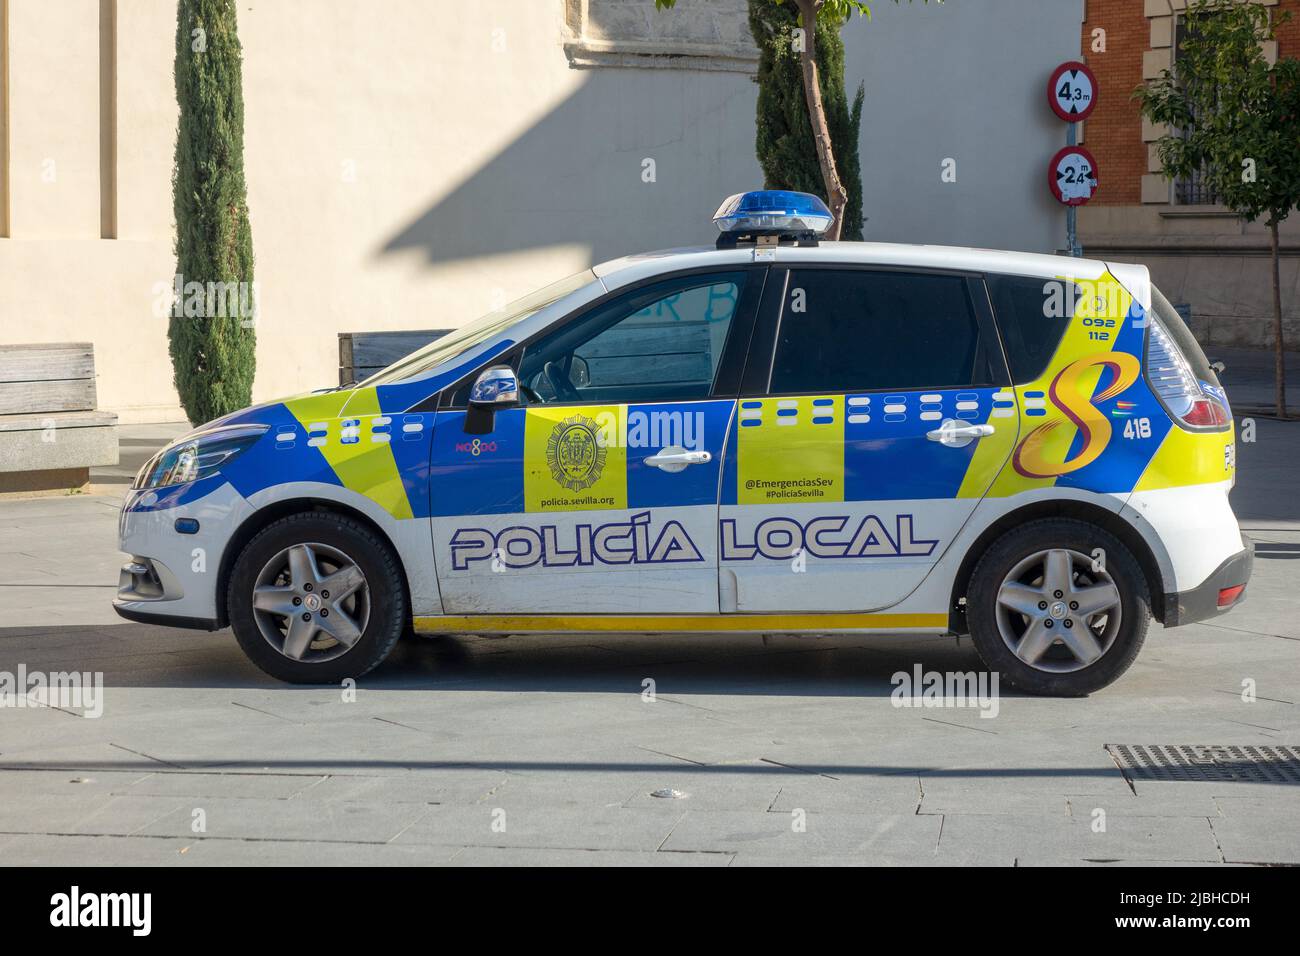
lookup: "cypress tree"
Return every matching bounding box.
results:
[749,0,864,240]
[171,0,256,425]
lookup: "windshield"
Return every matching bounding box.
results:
[359,269,598,387]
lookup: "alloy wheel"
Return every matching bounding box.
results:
[994,548,1122,674]
[251,542,370,662]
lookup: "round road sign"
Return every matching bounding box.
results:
[1049,61,1098,123]
[1049,145,1100,206]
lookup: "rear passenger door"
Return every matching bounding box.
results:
[719,267,1018,613]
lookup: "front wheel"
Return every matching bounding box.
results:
[965,518,1151,696]
[227,512,407,683]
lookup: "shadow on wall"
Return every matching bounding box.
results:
[841,0,1075,254]
[378,69,762,269]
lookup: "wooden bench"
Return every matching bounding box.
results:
[339,330,450,386]
[0,343,118,494]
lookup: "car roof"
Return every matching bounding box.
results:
[391,241,1152,389]
[594,242,1151,309]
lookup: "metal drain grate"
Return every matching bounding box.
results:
[1108,745,1300,784]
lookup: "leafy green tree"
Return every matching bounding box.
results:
[750,0,864,240]
[1136,0,1300,418]
[171,0,257,425]
[655,0,936,240]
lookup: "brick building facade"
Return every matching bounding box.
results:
[1078,0,1300,351]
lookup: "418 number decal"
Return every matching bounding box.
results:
[1122,417,1152,440]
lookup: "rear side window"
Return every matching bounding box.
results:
[769,270,993,393]
[986,275,1076,384]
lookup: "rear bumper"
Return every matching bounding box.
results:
[1163,537,1253,627]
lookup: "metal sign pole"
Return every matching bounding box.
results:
[1066,122,1081,258]
[1048,60,1097,258]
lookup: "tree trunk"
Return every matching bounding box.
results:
[793,0,848,240]
[1271,219,1288,420]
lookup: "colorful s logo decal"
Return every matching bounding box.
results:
[1013,354,1141,478]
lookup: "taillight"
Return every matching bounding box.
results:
[1145,312,1230,431]
[1182,398,1232,428]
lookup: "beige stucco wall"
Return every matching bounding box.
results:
[1080,205,1300,351]
[1,0,1093,424]
[843,0,1079,254]
[6,0,103,239]
[1,0,179,421]
[1,0,762,423]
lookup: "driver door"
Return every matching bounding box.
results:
[428,269,763,616]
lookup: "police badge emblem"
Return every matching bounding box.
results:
[546,415,606,492]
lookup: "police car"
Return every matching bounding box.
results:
[116,190,1251,695]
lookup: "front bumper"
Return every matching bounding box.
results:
[1163,537,1254,627]
[115,481,253,624]
[112,602,222,631]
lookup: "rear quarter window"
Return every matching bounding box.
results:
[986,275,1078,384]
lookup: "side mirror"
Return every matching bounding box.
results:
[469,366,519,406]
[465,365,517,435]
[570,355,590,389]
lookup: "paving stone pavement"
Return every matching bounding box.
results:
[0,414,1295,866]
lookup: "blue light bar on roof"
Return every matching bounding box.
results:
[712,190,833,236]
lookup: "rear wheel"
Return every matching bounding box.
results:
[966,518,1150,696]
[227,513,406,683]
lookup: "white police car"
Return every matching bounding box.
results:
[117,191,1251,695]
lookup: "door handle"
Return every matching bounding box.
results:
[926,420,995,448]
[645,447,713,473]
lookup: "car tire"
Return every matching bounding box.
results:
[227,512,407,684]
[965,518,1150,697]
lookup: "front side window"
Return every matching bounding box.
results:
[517,272,745,405]
[769,269,992,394]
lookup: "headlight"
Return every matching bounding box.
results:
[134,424,268,490]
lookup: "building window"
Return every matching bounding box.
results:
[1171,14,1221,206]
[562,0,757,73]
